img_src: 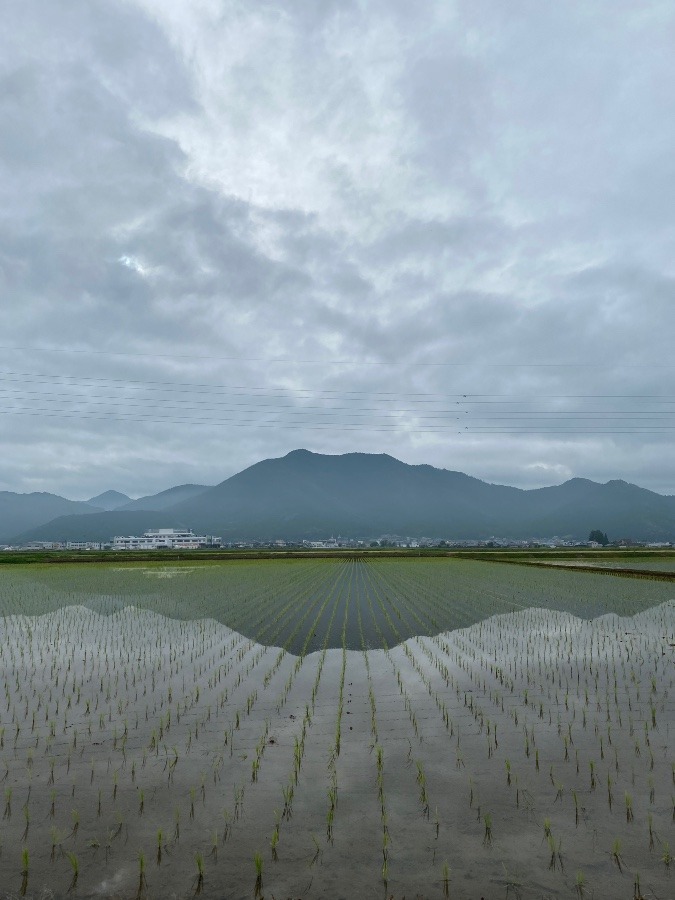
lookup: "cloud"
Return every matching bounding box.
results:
[0,0,673,500]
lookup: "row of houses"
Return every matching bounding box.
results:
[20,529,222,552]
[15,530,672,552]
[23,540,104,551]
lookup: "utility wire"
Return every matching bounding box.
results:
[0,389,673,417]
[0,370,671,402]
[1,407,673,434]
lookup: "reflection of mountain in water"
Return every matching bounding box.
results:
[2,560,674,655]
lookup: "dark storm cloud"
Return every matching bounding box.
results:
[0,0,673,499]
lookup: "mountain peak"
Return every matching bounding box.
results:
[283,448,395,461]
[87,490,132,511]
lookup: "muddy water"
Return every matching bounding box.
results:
[0,595,673,899]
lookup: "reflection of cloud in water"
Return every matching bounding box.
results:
[143,567,200,579]
[111,566,203,578]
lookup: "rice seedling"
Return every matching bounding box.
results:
[253,851,263,897]
[633,871,645,900]
[415,760,430,818]
[21,803,29,840]
[65,851,79,891]
[442,860,450,897]
[575,870,585,898]
[547,834,563,871]
[111,810,124,841]
[134,851,148,900]
[222,807,231,844]
[572,789,579,826]
[50,826,63,862]
[282,783,294,821]
[625,791,634,822]
[208,830,218,862]
[483,812,493,846]
[309,833,322,868]
[194,850,205,894]
[20,847,29,897]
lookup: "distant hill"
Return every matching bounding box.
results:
[12,510,190,544]
[0,492,102,543]
[120,484,210,511]
[86,490,132,511]
[10,450,675,544]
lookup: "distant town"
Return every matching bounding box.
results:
[1,527,671,552]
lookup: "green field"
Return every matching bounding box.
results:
[0,558,673,898]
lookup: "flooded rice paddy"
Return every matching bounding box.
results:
[0,558,673,899]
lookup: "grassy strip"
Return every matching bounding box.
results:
[464,556,675,583]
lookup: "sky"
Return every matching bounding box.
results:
[1,0,674,499]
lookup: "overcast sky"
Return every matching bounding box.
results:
[1,0,674,499]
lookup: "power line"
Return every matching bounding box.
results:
[1,407,673,434]
[0,367,672,436]
[0,388,674,417]
[0,370,672,402]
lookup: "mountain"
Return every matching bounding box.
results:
[10,450,675,544]
[169,450,500,538]
[120,484,210,511]
[86,490,132,511]
[0,492,102,543]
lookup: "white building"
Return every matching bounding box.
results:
[303,538,339,549]
[112,529,222,550]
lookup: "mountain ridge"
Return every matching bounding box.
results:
[120,484,211,512]
[7,450,675,544]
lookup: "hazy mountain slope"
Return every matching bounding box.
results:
[12,511,188,544]
[525,479,675,540]
[121,484,210,511]
[0,493,102,543]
